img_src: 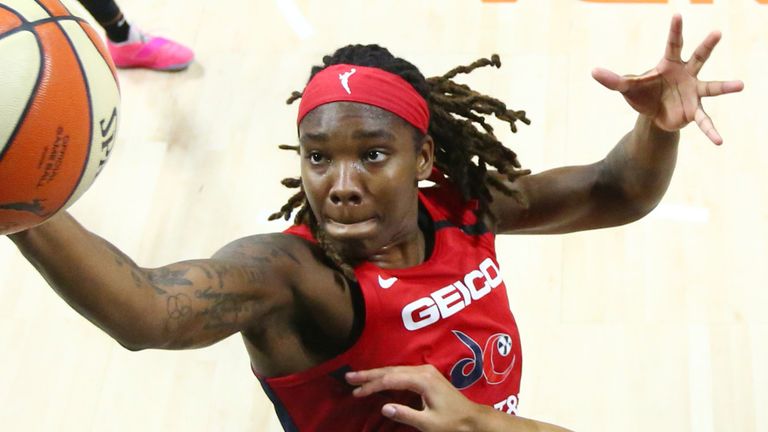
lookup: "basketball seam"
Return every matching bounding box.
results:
[0,23,28,43]
[32,0,53,16]
[54,0,74,16]
[33,0,112,80]
[30,15,87,27]
[0,28,45,164]
[45,18,95,214]
[41,16,88,25]
[0,16,89,43]
[0,3,28,22]
[0,3,29,45]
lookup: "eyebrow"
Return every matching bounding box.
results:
[300,132,329,143]
[299,129,396,144]
[351,129,396,141]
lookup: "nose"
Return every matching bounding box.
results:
[329,162,362,206]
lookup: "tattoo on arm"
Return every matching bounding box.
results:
[149,262,267,335]
[194,288,259,330]
[271,245,300,265]
[148,268,193,286]
[130,268,157,291]
[102,241,138,268]
[165,294,194,332]
[231,239,301,266]
[150,237,300,339]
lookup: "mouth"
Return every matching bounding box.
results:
[324,216,378,238]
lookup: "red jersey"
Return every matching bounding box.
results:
[258,180,523,431]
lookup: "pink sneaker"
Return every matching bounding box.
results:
[107,31,194,71]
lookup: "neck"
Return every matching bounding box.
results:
[367,227,425,269]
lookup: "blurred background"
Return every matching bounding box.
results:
[0,0,765,430]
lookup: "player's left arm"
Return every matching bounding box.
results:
[490,14,743,235]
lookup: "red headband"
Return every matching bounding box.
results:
[297,64,430,134]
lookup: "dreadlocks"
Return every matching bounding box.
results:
[270,44,531,280]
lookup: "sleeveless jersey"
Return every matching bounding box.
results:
[258,180,523,431]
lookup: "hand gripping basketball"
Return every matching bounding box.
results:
[0,0,120,235]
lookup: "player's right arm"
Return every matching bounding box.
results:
[8,211,298,351]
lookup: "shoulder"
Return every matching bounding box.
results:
[217,233,356,347]
[485,171,530,233]
[212,232,347,293]
[213,232,321,270]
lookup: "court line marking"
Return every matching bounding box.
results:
[275,0,314,40]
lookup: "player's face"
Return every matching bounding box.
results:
[299,102,433,259]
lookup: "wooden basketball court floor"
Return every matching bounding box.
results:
[1,0,766,430]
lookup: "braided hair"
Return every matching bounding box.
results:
[270,44,531,280]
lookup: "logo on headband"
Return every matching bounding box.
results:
[338,68,357,94]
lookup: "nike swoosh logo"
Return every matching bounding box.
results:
[378,275,398,289]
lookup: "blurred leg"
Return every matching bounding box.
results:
[75,0,194,71]
[76,0,130,42]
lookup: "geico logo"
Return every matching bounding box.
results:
[402,258,503,331]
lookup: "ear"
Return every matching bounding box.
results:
[415,135,434,181]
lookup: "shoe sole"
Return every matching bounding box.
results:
[114,61,193,72]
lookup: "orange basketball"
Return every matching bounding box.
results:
[0,0,120,235]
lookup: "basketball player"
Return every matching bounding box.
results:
[75,0,193,70]
[7,15,741,431]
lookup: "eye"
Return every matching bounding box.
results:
[307,151,326,165]
[364,150,387,163]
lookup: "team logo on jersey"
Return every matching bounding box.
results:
[449,330,516,389]
[483,333,515,384]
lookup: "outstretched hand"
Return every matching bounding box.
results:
[591,14,743,145]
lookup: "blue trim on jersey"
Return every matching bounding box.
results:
[258,378,300,432]
[328,365,355,389]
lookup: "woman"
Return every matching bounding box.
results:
[9,14,741,431]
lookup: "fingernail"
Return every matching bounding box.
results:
[346,371,357,379]
[382,405,396,418]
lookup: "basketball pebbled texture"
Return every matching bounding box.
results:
[0,0,120,235]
